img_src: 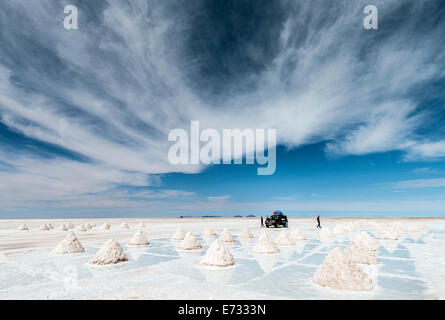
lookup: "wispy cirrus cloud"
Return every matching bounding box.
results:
[0,0,444,213]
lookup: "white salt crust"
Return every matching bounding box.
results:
[202,227,217,237]
[319,227,334,238]
[58,224,68,231]
[178,232,202,250]
[290,228,307,241]
[345,240,380,265]
[120,222,129,229]
[238,227,254,239]
[354,231,379,251]
[18,224,29,230]
[89,239,128,265]
[53,233,85,254]
[172,227,186,240]
[127,230,150,246]
[312,247,373,291]
[276,230,296,246]
[199,239,236,267]
[219,229,236,243]
[253,233,280,254]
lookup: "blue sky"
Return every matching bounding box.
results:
[0,0,445,218]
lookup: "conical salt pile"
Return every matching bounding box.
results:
[102,222,111,230]
[202,227,217,237]
[89,239,128,265]
[171,227,186,240]
[291,228,307,241]
[47,223,54,229]
[18,224,29,230]
[86,223,93,230]
[58,224,68,231]
[127,230,149,246]
[40,224,50,231]
[67,223,75,229]
[137,222,145,228]
[345,241,380,265]
[77,224,87,232]
[376,225,398,240]
[120,222,129,229]
[319,227,334,238]
[354,231,379,251]
[253,233,280,254]
[312,247,373,291]
[276,230,296,246]
[238,227,254,239]
[178,232,202,250]
[53,233,85,254]
[199,239,236,267]
[219,229,236,243]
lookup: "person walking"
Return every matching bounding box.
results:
[260,216,264,228]
[316,215,321,228]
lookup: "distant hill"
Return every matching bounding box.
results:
[201,215,222,218]
[233,215,243,217]
[247,215,256,217]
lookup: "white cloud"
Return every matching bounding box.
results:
[393,178,445,189]
[207,195,231,202]
[0,1,444,210]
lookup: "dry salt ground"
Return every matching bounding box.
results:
[0,218,444,299]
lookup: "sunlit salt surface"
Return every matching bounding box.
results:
[0,218,444,299]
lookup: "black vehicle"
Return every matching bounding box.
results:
[265,211,288,228]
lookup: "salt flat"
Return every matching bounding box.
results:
[0,217,444,300]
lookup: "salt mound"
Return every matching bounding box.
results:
[58,224,68,231]
[199,239,236,267]
[312,247,373,291]
[354,231,379,251]
[178,232,202,250]
[290,228,307,241]
[137,222,145,228]
[219,229,236,243]
[127,230,149,246]
[89,239,128,265]
[407,223,427,233]
[253,233,280,254]
[40,224,50,231]
[67,223,75,229]
[171,227,186,240]
[238,227,254,239]
[345,241,380,265]
[18,224,29,230]
[276,230,296,246]
[319,227,334,238]
[120,222,129,229]
[202,227,217,237]
[47,223,54,229]
[86,223,93,230]
[376,225,399,240]
[77,224,87,232]
[53,233,85,254]
[102,222,111,230]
